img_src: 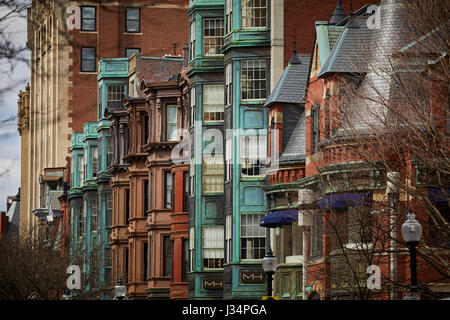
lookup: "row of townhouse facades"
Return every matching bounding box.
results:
[16,0,449,300]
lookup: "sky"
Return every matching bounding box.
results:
[0,4,29,212]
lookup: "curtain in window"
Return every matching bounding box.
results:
[202,155,224,193]
[203,85,224,121]
[202,226,224,268]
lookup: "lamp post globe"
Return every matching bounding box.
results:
[262,248,278,297]
[401,211,422,245]
[115,278,127,300]
[401,211,422,293]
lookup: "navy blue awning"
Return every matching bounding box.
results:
[260,210,298,228]
[315,192,371,209]
[428,187,450,203]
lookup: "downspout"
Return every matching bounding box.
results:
[298,189,315,300]
[387,172,400,300]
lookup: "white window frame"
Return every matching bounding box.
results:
[240,213,266,260]
[225,133,232,181]
[92,146,98,178]
[91,198,98,232]
[202,155,224,193]
[189,227,195,272]
[203,18,224,56]
[190,86,196,126]
[241,0,267,29]
[241,59,267,101]
[226,63,233,107]
[226,0,233,34]
[166,105,178,141]
[78,155,84,186]
[190,20,196,60]
[225,215,232,263]
[203,84,224,122]
[240,130,267,177]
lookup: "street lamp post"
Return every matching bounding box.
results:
[401,211,422,293]
[262,248,278,297]
[62,289,72,300]
[114,278,127,300]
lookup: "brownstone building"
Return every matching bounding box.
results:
[169,65,190,300]
[140,64,187,299]
[106,54,184,299]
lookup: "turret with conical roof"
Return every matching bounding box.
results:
[338,0,416,133]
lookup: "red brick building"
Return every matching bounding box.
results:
[297,0,450,300]
[69,0,189,133]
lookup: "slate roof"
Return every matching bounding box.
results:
[264,54,311,107]
[318,17,372,78]
[335,0,419,135]
[279,110,306,163]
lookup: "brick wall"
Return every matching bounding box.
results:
[68,0,189,133]
[284,0,371,64]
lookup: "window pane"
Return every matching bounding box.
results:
[126,48,140,58]
[81,48,96,72]
[166,105,177,141]
[165,172,173,208]
[241,60,266,100]
[82,7,95,19]
[240,214,265,259]
[203,18,224,55]
[203,85,224,122]
[126,8,140,32]
[81,7,96,31]
[82,19,95,31]
[127,20,139,32]
[127,8,140,20]
[242,0,267,28]
[202,226,224,269]
[81,47,95,60]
